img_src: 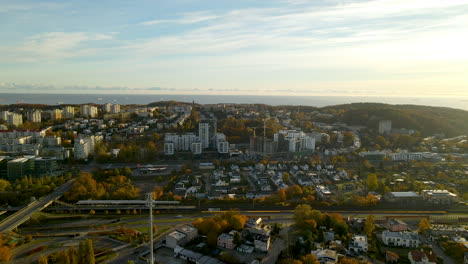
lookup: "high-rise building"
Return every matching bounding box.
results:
[110,104,120,114]
[217,141,229,154]
[191,142,202,154]
[164,142,175,155]
[7,157,33,180]
[199,123,210,149]
[0,111,9,121]
[74,139,89,159]
[62,106,75,119]
[26,110,42,123]
[378,120,392,134]
[80,105,98,118]
[103,103,112,113]
[49,109,63,120]
[7,113,23,127]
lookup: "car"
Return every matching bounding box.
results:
[174,215,183,218]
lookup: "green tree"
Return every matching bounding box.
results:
[294,204,313,226]
[364,215,375,238]
[343,132,354,147]
[366,173,378,191]
[233,232,242,246]
[67,246,78,264]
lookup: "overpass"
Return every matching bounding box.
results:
[0,180,74,233]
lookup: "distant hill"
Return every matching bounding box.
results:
[322,103,468,137]
[147,100,197,107]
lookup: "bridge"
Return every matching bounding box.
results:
[0,180,75,233]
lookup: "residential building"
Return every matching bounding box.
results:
[348,235,368,254]
[191,142,202,155]
[199,122,210,149]
[421,190,458,205]
[315,185,332,201]
[173,247,222,264]
[177,225,198,242]
[217,141,229,154]
[390,152,423,161]
[166,231,187,249]
[49,109,62,120]
[311,249,338,264]
[80,105,98,118]
[379,120,392,134]
[0,111,9,121]
[245,217,262,228]
[7,113,23,126]
[164,142,175,155]
[217,232,236,249]
[62,106,75,119]
[382,231,420,248]
[110,104,120,114]
[254,234,270,252]
[74,139,89,159]
[408,250,437,264]
[384,219,408,232]
[26,110,42,123]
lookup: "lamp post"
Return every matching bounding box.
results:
[146,193,154,264]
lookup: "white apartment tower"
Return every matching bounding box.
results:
[378,120,392,134]
[62,106,75,119]
[199,123,210,149]
[27,110,42,123]
[7,113,23,126]
[80,105,98,118]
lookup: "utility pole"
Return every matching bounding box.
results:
[146,193,154,264]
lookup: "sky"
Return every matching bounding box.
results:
[0,0,468,97]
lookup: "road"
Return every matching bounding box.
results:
[0,180,74,233]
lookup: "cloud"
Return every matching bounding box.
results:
[141,11,219,25]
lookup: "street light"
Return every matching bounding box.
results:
[146,193,154,264]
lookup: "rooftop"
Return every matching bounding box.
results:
[383,231,419,240]
[388,191,420,198]
[168,231,186,241]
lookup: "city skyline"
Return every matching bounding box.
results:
[1,0,468,97]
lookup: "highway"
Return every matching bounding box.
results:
[0,180,74,233]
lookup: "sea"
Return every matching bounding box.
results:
[0,93,467,111]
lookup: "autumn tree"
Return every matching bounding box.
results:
[38,255,48,264]
[85,239,95,264]
[302,254,320,264]
[294,204,313,226]
[364,215,375,238]
[418,218,431,233]
[152,186,164,200]
[0,245,11,263]
[366,173,378,191]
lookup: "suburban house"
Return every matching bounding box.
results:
[348,235,368,254]
[311,249,338,264]
[384,218,408,232]
[253,234,271,252]
[217,231,237,249]
[408,250,437,264]
[382,231,420,248]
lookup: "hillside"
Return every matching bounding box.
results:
[322,103,468,137]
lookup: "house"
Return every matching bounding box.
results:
[178,224,198,242]
[408,250,437,264]
[382,231,420,248]
[166,231,187,249]
[253,234,271,252]
[386,251,400,263]
[173,247,223,264]
[324,230,335,242]
[421,190,458,205]
[245,217,262,228]
[217,231,236,249]
[237,244,254,254]
[311,249,338,264]
[384,219,408,232]
[464,252,468,264]
[348,235,368,254]
[383,192,423,205]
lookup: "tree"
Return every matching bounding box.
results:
[364,215,375,238]
[418,218,431,233]
[283,172,290,183]
[84,239,95,264]
[233,232,242,246]
[0,245,11,263]
[89,209,95,216]
[294,204,313,226]
[343,132,354,147]
[67,246,78,264]
[38,255,49,264]
[366,173,378,191]
[152,186,164,200]
[302,254,320,264]
[0,179,10,192]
